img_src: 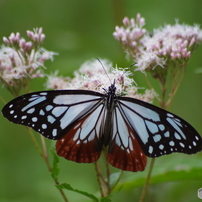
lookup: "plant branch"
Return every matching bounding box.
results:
[26,127,69,202]
[139,158,155,202]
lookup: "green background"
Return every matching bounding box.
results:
[0,0,202,202]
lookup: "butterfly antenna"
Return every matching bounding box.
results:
[130,62,137,67]
[96,58,112,85]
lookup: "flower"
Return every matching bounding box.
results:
[113,14,202,73]
[0,28,57,96]
[46,59,156,103]
[114,14,202,108]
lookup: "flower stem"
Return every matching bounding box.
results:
[26,127,69,202]
[110,170,123,191]
[139,158,155,202]
[94,161,108,197]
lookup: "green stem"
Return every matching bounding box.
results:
[139,158,155,202]
[26,128,69,202]
[0,96,6,104]
[166,67,186,109]
[40,135,49,163]
[94,161,106,197]
[110,170,124,191]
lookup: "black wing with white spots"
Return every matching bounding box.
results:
[2,90,104,140]
[117,97,202,157]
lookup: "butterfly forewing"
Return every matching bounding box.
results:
[118,97,202,157]
[2,90,104,140]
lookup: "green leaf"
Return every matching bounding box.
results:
[51,150,60,179]
[56,183,99,202]
[112,155,202,191]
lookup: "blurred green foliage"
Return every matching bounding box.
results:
[0,0,202,202]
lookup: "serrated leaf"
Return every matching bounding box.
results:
[56,183,99,202]
[51,150,60,179]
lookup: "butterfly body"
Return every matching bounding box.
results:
[2,84,202,171]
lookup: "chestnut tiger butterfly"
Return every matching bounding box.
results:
[2,82,202,171]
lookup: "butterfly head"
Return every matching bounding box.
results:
[107,80,116,94]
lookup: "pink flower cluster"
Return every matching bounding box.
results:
[113,14,202,72]
[0,28,57,96]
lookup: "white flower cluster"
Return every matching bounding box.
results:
[46,59,156,103]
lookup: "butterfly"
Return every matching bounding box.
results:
[2,82,202,172]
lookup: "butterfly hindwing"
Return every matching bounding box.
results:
[117,96,202,157]
[56,103,107,163]
[108,105,147,171]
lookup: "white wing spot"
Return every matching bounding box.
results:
[115,136,121,147]
[14,115,17,118]
[179,142,185,148]
[193,141,196,146]
[42,124,47,129]
[167,117,186,139]
[164,131,170,138]
[174,132,181,140]
[27,108,35,114]
[22,96,46,111]
[9,104,13,108]
[28,96,38,101]
[148,145,153,154]
[153,134,161,142]
[73,129,81,141]
[39,109,45,116]
[32,117,38,122]
[167,113,174,117]
[21,115,27,119]
[47,115,56,124]
[159,124,165,131]
[46,105,53,111]
[88,131,95,142]
[52,128,57,137]
[10,110,14,114]
[173,118,182,127]
[159,144,164,150]
[169,141,175,146]
[146,120,159,134]
[40,92,47,95]
[129,137,133,150]
[52,106,68,117]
